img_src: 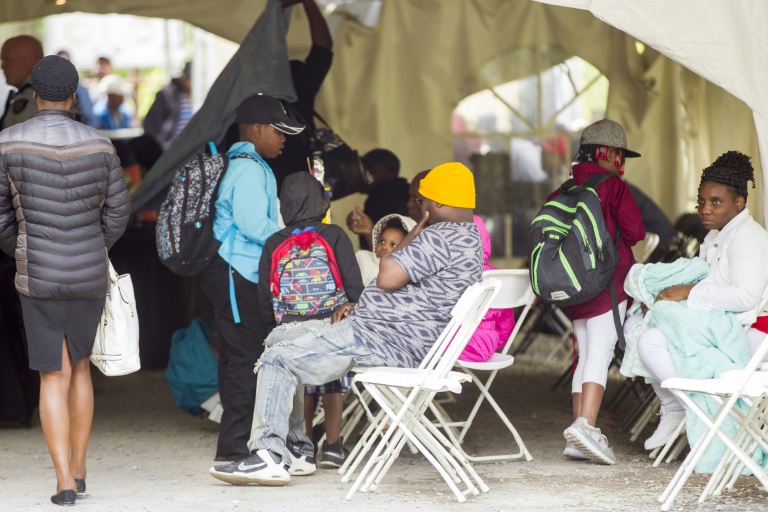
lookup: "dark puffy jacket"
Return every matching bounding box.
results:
[0,109,130,299]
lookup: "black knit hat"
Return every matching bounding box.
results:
[31,55,79,102]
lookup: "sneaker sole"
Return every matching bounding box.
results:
[289,466,317,476]
[209,468,290,486]
[564,428,616,466]
[562,447,589,460]
[319,452,346,468]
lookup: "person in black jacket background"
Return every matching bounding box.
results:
[346,148,410,250]
[220,0,333,194]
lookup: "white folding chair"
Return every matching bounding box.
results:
[648,310,768,468]
[632,232,660,263]
[436,269,535,462]
[341,279,501,502]
[657,333,768,511]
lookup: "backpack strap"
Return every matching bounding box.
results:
[569,172,627,346]
[313,110,333,131]
[220,225,241,324]
[607,231,627,351]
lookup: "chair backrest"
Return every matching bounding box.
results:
[481,269,537,355]
[417,279,501,377]
[632,232,660,263]
[483,269,535,309]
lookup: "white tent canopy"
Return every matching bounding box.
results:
[536,0,768,222]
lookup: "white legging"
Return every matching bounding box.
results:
[637,326,768,411]
[571,301,628,393]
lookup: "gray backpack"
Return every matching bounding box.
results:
[155,143,256,276]
[528,173,625,342]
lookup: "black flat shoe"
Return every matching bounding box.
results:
[51,489,76,506]
[75,479,86,497]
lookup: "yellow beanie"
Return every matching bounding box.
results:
[418,162,476,209]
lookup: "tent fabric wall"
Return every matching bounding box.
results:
[314,0,761,225]
[130,0,295,213]
[0,0,267,43]
[536,0,766,223]
[1,0,761,224]
[315,0,761,225]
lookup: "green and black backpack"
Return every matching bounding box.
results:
[528,173,621,309]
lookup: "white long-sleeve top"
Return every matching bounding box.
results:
[687,208,768,324]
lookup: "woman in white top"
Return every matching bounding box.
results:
[638,151,768,450]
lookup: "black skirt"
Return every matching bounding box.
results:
[18,295,105,372]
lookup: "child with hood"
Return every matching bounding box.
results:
[355,213,417,285]
[257,171,364,468]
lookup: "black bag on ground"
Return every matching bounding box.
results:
[155,143,256,277]
[311,112,371,200]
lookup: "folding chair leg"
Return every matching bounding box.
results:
[622,387,656,432]
[370,388,469,491]
[629,399,659,442]
[350,385,473,503]
[659,392,768,511]
[454,368,532,462]
[425,401,490,493]
[652,418,686,467]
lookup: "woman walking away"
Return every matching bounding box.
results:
[0,55,130,505]
[553,119,645,465]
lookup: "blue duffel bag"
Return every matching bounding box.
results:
[164,318,218,415]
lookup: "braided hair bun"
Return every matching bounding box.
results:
[699,150,755,202]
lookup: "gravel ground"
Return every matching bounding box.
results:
[2,335,767,511]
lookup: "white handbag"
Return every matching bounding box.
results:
[91,260,141,376]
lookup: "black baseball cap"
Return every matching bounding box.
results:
[235,94,305,135]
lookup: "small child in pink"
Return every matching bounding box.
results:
[458,216,515,362]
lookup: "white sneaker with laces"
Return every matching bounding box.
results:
[644,407,686,450]
[563,442,589,460]
[563,417,616,465]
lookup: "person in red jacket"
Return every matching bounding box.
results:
[552,119,645,465]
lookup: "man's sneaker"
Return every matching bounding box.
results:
[644,407,686,450]
[319,437,349,468]
[209,449,290,486]
[287,445,317,476]
[563,442,589,460]
[563,417,616,465]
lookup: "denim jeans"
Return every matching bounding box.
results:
[248,318,386,463]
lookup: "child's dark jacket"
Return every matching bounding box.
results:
[257,172,364,333]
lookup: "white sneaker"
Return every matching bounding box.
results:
[209,449,291,486]
[644,407,686,450]
[563,417,616,465]
[563,442,589,460]
[288,446,317,476]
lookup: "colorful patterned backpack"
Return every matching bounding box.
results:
[269,227,347,324]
